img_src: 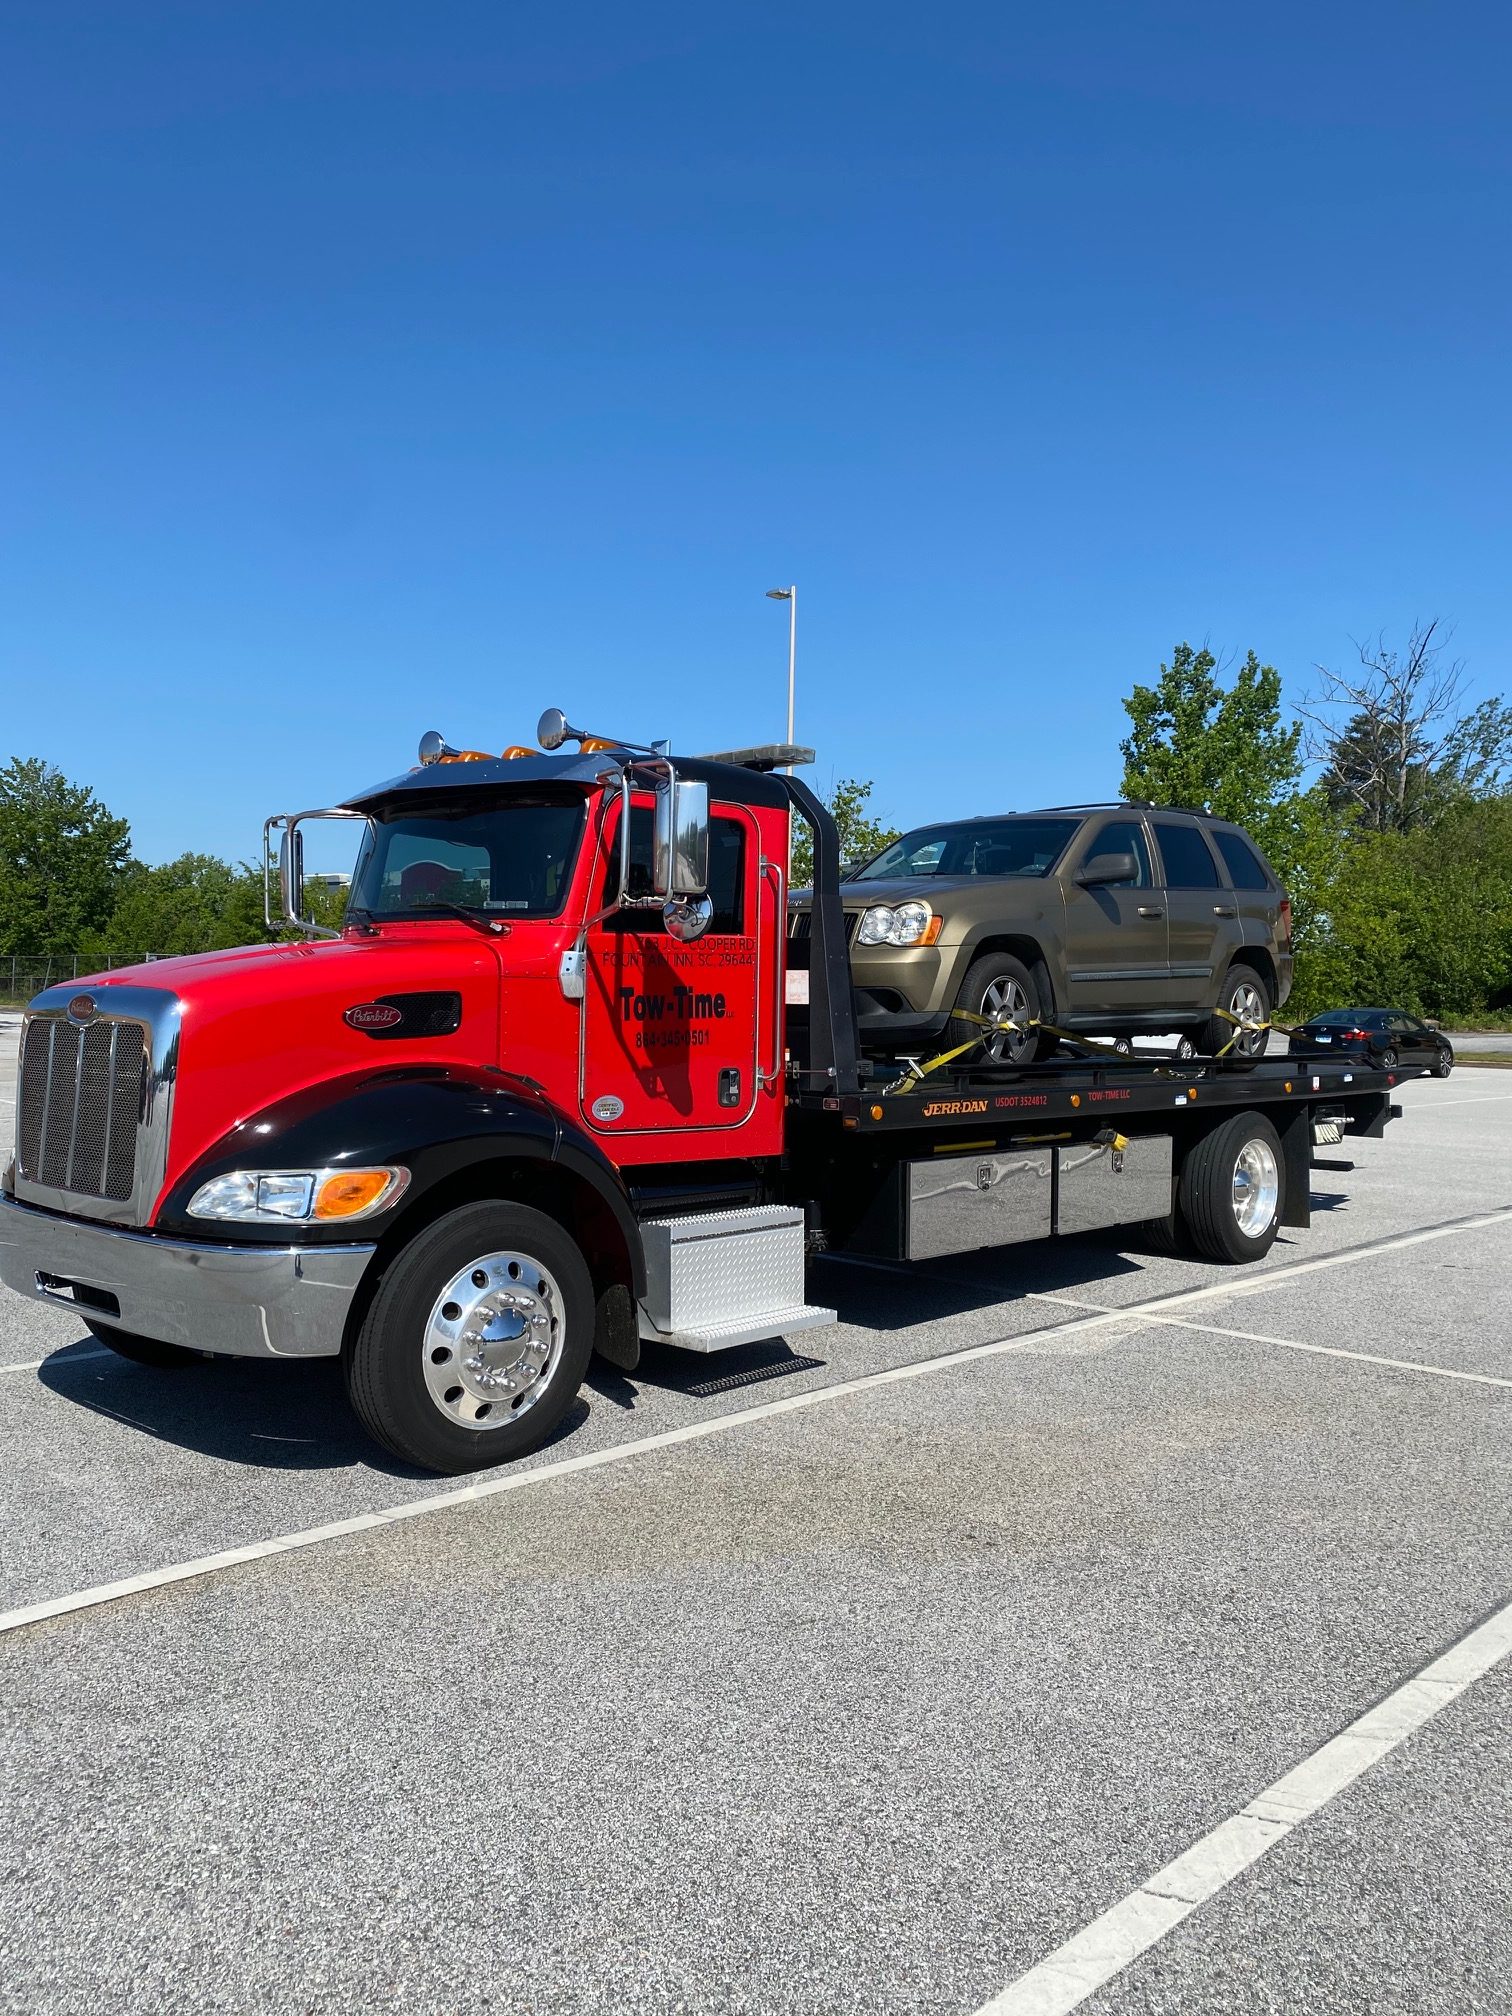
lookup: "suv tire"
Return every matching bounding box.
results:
[1202,964,1271,1059]
[948,953,1047,1064]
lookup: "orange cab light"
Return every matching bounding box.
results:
[578,736,619,753]
[500,745,540,759]
[437,748,493,765]
[314,1169,399,1220]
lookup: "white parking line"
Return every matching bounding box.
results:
[0,1347,114,1376]
[2,1204,1509,1640]
[1407,1090,1512,1109]
[974,1596,1512,2016]
[1128,1314,1512,1390]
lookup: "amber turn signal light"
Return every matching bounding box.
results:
[314,1169,406,1220]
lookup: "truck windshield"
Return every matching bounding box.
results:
[852,817,1082,881]
[348,791,586,920]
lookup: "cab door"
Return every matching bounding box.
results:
[1059,815,1170,1014]
[580,796,762,1137]
[1150,818,1243,1009]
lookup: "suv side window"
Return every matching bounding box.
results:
[1153,820,1221,889]
[1212,829,1271,890]
[1087,819,1152,887]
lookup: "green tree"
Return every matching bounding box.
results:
[1119,644,1304,840]
[82,854,258,961]
[1119,644,1353,1011]
[789,777,901,887]
[0,757,132,955]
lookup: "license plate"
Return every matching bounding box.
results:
[1314,1033,1332,1043]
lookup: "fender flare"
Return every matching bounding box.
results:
[156,1064,646,1295]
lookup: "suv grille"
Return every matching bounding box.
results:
[16,1017,147,1202]
[788,911,859,943]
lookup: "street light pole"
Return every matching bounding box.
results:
[766,585,797,767]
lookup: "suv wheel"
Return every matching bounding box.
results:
[948,954,1046,1065]
[1202,965,1271,1058]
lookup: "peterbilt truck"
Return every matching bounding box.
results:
[0,711,1401,1474]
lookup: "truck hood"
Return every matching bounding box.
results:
[78,935,505,1209]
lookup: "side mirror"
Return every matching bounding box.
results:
[1077,850,1137,887]
[537,707,570,751]
[278,826,306,925]
[654,776,710,898]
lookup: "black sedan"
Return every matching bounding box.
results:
[1287,1007,1454,1077]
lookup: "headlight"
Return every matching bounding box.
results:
[187,1166,409,1224]
[855,903,936,947]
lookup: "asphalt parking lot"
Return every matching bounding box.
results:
[1,1017,1508,2015]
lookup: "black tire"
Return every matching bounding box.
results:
[1380,1046,1399,1071]
[345,1201,594,1474]
[947,953,1048,1065]
[1201,964,1272,1059]
[1110,1036,1134,1058]
[1174,1034,1199,1062]
[1434,1049,1453,1078]
[84,1320,202,1368]
[1177,1110,1285,1263]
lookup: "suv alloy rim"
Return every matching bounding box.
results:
[981,975,1031,1061]
[1228,978,1267,1056]
[421,1249,565,1430]
[1231,1140,1279,1237]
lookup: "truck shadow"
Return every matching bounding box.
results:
[33,1343,594,1477]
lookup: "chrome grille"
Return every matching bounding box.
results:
[17,1017,147,1202]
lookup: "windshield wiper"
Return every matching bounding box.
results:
[414,901,505,936]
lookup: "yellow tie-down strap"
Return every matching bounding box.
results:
[1208,1006,1312,1059]
[882,1001,1306,1095]
[883,1008,1163,1095]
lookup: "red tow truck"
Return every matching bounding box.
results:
[0,712,1401,1473]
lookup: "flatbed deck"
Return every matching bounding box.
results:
[792,1050,1405,1137]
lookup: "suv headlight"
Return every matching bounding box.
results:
[188,1166,409,1224]
[855,903,938,948]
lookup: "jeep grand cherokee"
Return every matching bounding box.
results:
[787,802,1292,1063]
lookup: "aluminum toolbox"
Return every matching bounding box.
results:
[638,1205,835,1354]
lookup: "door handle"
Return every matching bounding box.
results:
[1212,905,1236,917]
[1137,906,1163,918]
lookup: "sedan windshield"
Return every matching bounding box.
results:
[852,818,1081,881]
[349,790,586,920]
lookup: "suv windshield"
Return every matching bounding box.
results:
[852,817,1081,882]
[349,790,586,920]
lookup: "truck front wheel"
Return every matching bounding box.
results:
[347,1201,595,1474]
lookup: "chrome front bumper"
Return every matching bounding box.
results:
[0,1193,375,1359]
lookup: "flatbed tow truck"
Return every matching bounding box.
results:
[0,712,1402,1473]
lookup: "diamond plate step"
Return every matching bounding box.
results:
[637,1302,837,1356]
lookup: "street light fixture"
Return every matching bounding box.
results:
[766,585,797,764]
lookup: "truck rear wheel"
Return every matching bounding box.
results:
[1178,1111,1284,1263]
[346,1201,594,1474]
[84,1321,202,1368]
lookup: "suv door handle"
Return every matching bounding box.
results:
[1212,905,1236,917]
[1137,905,1163,918]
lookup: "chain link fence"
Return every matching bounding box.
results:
[1,954,154,1007]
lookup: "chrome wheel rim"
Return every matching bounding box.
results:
[980,976,1030,1061]
[1228,980,1267,1056]
[1231,1140,1279,1238]
[422,1250,565,1431]
[1175,1036,1197,1060]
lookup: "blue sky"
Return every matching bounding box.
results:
[3,2,1509,874]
